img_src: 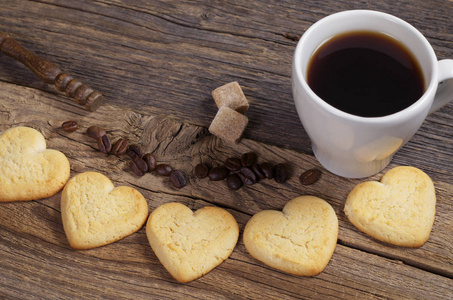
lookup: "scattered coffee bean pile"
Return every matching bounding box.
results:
[62,121,187,189]
[62,121,321,191]
[195,152,289,190]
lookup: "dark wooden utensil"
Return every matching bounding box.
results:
[0,32,104,111]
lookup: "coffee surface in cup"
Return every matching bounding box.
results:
[307,31,424,117]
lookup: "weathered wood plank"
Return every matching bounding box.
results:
[0,0,451,157]
[0,81,452,299]
[0,0,452,298]
[3,217,453,300]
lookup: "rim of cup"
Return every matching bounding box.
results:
[293,10,438,124]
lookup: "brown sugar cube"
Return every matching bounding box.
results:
[212,81,249,113]
[209,106,249,143]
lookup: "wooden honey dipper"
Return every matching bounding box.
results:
[0,32,104,111]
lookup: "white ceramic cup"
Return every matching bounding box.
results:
[292,10,453,178]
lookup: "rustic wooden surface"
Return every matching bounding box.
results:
[0,0,452,299]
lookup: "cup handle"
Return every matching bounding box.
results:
[429,59,453,114]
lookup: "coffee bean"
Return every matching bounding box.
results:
[194,163,210,178]
[86,126,106,139]
[241,152,257,167]
[97,135,112,153]
[299,168,321,185]
[61,120,78,132]
[252,163,266,180]
[126,148,138,159]
[238,172,253,185]
[227,174,243,190]
[143,153,157,172]
[240,167,257,184]
[97,138,106,153]
[155,164,173,176]
[127,144,142,158]
[133,157,148,174]
[208,166,229,181]
[224,157,242,171]
[111,138,129,155]
[126,144,142,160]
[130,161,145,176]
[170,170,187,188]
[260,163,274,179]
[274,163,288,183]
[103,135,112,153]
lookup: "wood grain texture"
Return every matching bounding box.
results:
[0,0,452,155]
[0,81,452,299]
[0,0,452,298]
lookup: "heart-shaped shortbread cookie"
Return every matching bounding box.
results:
[146,202,239,283]
[0,126,70,202]
[344,166,436,247]
[61,172,149,250]
[243,196,338,276]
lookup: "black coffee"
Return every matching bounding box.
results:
[307,31,424,117]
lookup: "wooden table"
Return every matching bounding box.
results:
[1,1,452,299]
